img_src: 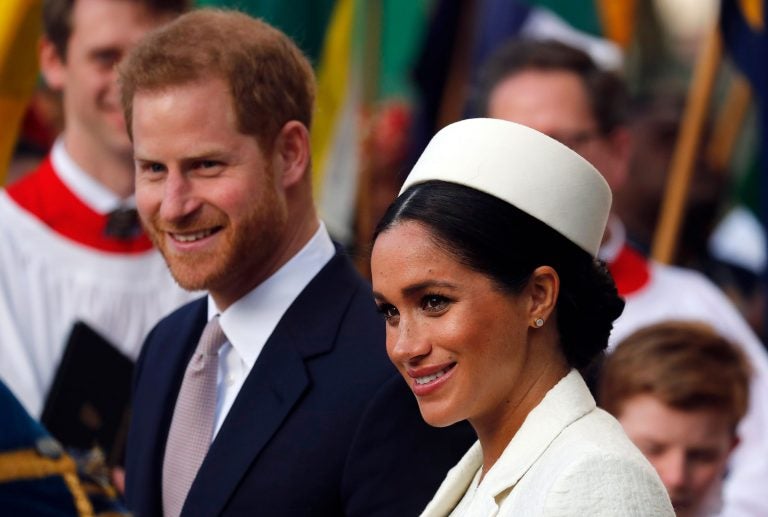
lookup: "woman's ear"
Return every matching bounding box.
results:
[527,265,559,328]
[273,120,310,189]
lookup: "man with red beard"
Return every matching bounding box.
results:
[118,9,474,517]
[0,0,193,419]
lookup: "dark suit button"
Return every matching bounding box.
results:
[35,436,64,459]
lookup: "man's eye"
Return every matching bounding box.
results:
[138,162,166,174]
[688,449,719,464]
[194,160,223,172]
[92,49,121,68]
[640,443,665,457]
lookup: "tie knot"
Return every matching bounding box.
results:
[198,316,228,356]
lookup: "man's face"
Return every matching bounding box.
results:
[41,0,172,159]
[487,69,627,192]
[132,78,289,310]
[618,394,737,517]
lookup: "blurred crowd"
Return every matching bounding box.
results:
[1,1,767,516]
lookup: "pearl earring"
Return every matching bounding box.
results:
[534,318,544,328]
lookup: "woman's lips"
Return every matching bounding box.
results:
[407,362,456,396]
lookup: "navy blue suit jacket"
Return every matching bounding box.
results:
[125,251,475,516]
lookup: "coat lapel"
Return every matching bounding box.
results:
[482,370,595,500]
[182,253,360,515]
[421,442,483,517]
[421,371,596,516]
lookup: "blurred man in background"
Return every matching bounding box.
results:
[601,321,750,517]
[0,0,193,421]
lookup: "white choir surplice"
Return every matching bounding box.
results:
[0,140,195,416]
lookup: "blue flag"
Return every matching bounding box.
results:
[720,0,768,333]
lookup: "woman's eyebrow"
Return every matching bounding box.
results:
[373,280,459,302]
[401,280,458,297]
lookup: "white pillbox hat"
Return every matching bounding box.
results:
[400,118,611,257]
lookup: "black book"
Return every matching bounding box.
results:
[41,321,134,465]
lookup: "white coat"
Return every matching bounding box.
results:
[421,370,674,517]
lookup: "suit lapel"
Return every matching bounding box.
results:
[183,253,361,515]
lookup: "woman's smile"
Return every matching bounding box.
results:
[408,362,457,395]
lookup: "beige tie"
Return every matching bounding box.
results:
[162,316,228,517]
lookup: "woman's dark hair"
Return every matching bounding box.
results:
[374,181,624,369]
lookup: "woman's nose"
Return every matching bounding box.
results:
[387,318,431,364]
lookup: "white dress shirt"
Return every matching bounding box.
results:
[207,223,335,436]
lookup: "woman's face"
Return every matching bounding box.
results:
[371,221,536,429]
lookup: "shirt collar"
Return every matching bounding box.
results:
[51,138,135,214]
[207,222,335,367]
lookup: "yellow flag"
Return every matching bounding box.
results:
[596,0,637,49]
[738,0,764,30]
[0,0,42,185]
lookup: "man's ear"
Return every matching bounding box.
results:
[39,37,66,91]
[527,265,559,326]
[729,435,740,455]
[273,120,311,189]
